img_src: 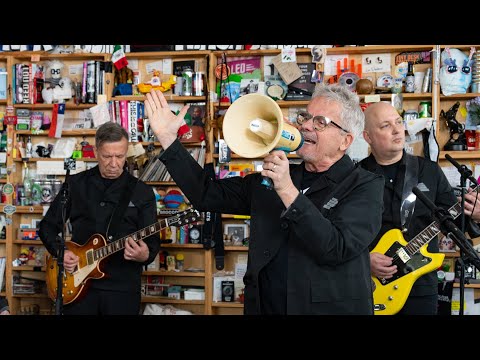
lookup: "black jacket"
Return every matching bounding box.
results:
[160,140,384,314]
[39,166,160,293]
[360,152,457,296]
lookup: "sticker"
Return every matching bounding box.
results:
[5,218,12,225]
[3,204,16,215]
[2,183,13,195]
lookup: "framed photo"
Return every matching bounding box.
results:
[438,234,456,252]
[224,224,248,243]
[31,219,42,229]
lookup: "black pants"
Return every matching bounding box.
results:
[397,294,438,315]
[62,288,141,315]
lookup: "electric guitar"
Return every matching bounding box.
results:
[372,194,464,315]
[45,208,200,305]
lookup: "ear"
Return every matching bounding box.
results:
[340,132,354,151]
[363,130,372,145]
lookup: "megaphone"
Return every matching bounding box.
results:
[222,94,304,158]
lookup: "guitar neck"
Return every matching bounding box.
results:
[406,186,476,255]
[94,218,169,261]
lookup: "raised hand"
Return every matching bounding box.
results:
[144,89,190,149]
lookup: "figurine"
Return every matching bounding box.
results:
[441,101,467,151]
[137,70,176,93]
[41,60,74,104]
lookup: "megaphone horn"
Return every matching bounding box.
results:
[222,94,304,158]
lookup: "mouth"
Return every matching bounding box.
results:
[302,133,317,145]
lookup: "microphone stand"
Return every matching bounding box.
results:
[412,186,480,315]
[55,169,70,315]
[458,172,467,316]
[444,153,478,315]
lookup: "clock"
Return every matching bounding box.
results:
[189,225,202,244]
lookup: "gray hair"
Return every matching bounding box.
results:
[95,122,129,148]
[311,83,364,138]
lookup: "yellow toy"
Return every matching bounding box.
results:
[137,70,177,93]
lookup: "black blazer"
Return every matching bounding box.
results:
[39,166,160,293]
[161,140,384,314]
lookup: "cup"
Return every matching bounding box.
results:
[414,72,425,93]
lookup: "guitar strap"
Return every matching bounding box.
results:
[400,154,419,233]
[106,175,139,242]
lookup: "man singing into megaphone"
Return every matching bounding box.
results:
[145,84,384,315]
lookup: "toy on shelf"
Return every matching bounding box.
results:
[41,60,74,104]
[137,70,176,93]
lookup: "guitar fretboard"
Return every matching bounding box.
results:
[94,219,168,260]
[405,187,476,256]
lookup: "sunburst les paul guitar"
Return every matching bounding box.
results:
[45,208,200,305]
[372,195,465,315]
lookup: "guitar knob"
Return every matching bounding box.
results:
[388,296,394,301]
[67,290,73,295]
[63,283,68,287]
[393,285,398,290]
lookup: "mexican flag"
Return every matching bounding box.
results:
[112,45,128,70]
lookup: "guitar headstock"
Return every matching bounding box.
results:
[169,208,201,226]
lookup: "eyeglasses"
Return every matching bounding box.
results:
[296,112,349,133]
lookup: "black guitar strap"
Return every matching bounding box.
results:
[105,175,139,242]
[400,154,419,233]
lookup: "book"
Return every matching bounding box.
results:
[285,63,316,100]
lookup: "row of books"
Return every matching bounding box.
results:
[12,61,111,105]
[108,100,145,142]
[140,146,206,182]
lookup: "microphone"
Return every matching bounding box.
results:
[445,153,478,185]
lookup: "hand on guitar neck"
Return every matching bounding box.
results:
[63,237,149,273]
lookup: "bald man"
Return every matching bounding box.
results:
[360,101,458,315]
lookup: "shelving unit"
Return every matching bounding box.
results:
[2,45,480,315]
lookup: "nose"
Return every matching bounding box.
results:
[300,117,314,131]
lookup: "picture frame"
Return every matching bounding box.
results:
[224,224,248,243]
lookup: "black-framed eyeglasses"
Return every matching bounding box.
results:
[296,111,349,133]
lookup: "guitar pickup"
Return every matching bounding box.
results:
[396,247,411,263]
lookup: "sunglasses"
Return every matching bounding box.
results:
[296,112,349,133]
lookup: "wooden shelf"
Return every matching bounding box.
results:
[439,151,480,160]
[6,205,44,214]
[112,95,206,102]
[0,179,6,184]
[141,296,204,305]
[11,52,106,61]
[224,246,248,251]
[126,50,210,58]
[12,293,48,298]
[12,266,45,271]
[0,240,6,244]
[147,181,177,186]
[213,153,299,159]
[211,302,244,308]
[13,157,97,162]
[453,283,480,288]
[221,214,251,219]
[0,99,6,105]
[13,240,43,245]
[444,252,460,257]
[0,291,5,297]
[15,129,97,136]
[13,103,97,109]
[160,243,204,249]
[143,270,205,277]
[440,94,480,100]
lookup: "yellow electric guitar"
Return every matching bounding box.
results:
[372,197,463,315]
[45,208,200,305]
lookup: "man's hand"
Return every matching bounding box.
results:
[370,252,397,279]
[462,189,480,222]
[144,89,189,150]
[124,238,149,263]
[64,250,79,274]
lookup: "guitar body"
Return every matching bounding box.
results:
[45,234,108,305]
[371,228,444,315]
[44,208,200,305]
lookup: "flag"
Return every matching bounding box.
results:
[112,45,128,70]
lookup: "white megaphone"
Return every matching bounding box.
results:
[222,93,304,159]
